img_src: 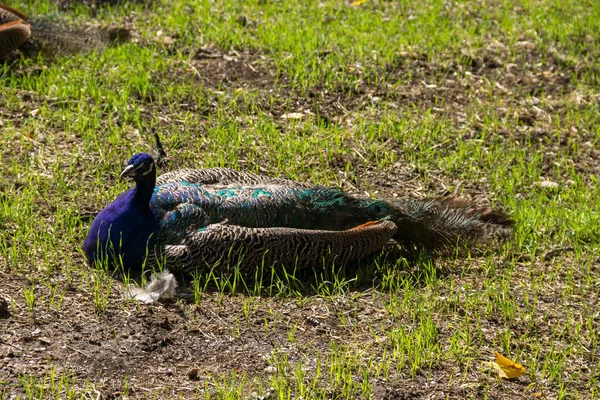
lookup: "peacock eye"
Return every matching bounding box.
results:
[140,162,154,175]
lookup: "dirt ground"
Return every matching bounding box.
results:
[0,263,541,399]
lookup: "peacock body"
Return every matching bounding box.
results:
[83,153,512,275]
[0,4,130,59]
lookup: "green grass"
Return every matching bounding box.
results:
[1,0,599,398]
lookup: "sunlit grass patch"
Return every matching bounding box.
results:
[1,0,599,398]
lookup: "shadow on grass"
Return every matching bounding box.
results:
[96,244,448,304]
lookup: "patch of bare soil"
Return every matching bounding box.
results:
[0,264,546,399]
[181,45,366,125]
[183,39,595,125]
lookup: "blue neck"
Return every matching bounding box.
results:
[83,171,159,271]
[131,174,156,210]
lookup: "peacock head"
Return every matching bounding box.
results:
[120,152,156,183]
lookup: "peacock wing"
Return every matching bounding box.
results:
[0,20,30,58]
[150,182,213,239]
[0,4,28,23]
[156,167,311,188]
[146,220,398,273]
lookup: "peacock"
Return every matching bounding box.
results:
[0,4,130,59]
[83,152,513,281]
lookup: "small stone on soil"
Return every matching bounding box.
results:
[264,365,277,374]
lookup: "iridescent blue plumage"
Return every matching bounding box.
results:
[83,153,512,273]
[83,153,159,270]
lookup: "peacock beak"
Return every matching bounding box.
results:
[120,165,136,179]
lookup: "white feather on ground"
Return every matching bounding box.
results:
[126,269,178,303]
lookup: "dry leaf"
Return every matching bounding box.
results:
[281,112,304,120]
[482,351,527,379]
[536,180,559,189]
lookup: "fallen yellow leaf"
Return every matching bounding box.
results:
[482,351,527,379]
[351,0,367,6]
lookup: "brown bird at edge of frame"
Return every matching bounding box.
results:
[0,3,130,60]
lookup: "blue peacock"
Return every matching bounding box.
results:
[83,152,512,275]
